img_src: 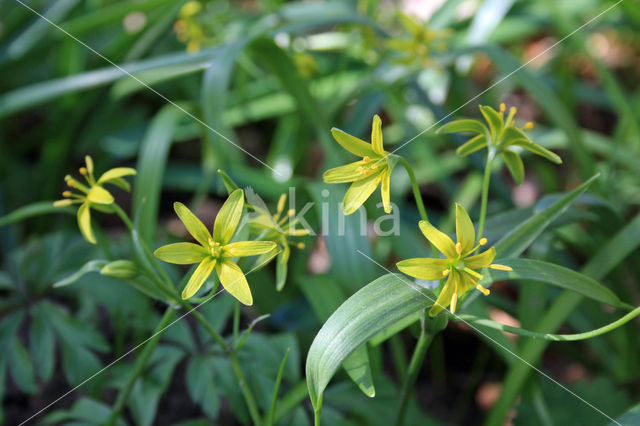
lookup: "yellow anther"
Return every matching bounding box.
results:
[62,191,72,197]
[490,264,513,271]
[363,169,372,176]
[296,242,306,249]
[524,122,534,130]
[362,156,371,163]
[287,209,296,217]
[67,180,75,188]
[79,167,87,175]
[455,242,462,255]
[499,103,506,113]
[442,269,450,277]
[355,166,364,173]
[479,238,487,246]
[476,284,490,296]
[370,162,378,170]
[276,193,287,215]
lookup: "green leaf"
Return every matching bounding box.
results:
[610,403,640,426]
[8,339,37,393]
[133,105,184,244]
[0,201,73,227]
[53,259,108,287]
[495,174,599,258]
[480,258,622,307]
[30,304,55,382]
[305,273,436,409]
[186,356,220,419]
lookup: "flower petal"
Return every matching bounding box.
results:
[428,272,456,317]
[465,246,496,269]
[224,241,277,257]
[323,161,365,183]
[397,258,448,280]
[97,167,137,184]
[455,203,475,254]
[437,119,488,136]
[502,149,524,185]
[479,105,504,142]
[182,257,216,299]
[216,259,253,305]
[331,128,377,158]
[342,172,381,215]
[87,185,114,204]
[380,168,392,213]
[77,202,96,244]
[371,114,384,155]
[174,202,211,246]
[456,134,487,157]
[213,188,244,245]
[154,242,207,264]
[418,220,457,259]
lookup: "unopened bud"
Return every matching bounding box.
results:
[100,260,138,279]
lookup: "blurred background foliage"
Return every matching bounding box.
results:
[1,0,639,424]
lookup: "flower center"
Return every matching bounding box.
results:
[209,240,222,258]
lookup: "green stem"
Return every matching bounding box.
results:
[314,394,323,426]
[399,157,438,257]
[399,157,429,222]
[273,380,308,423]
[265,348,290,426]
[106,306,176,425]
[231,353,263,426]
[395,319,435,426]
[457,305,640,341]
[183,300,228,350]
[477,152,495,242]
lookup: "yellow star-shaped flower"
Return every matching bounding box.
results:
[53,155,136,244]
[397,203,512,317]
[323,115,398,215]
[154,189,276,305]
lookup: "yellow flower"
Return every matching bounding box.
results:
[154,189,276,305]
[386,13,450,67]
[397,203,512,317]
[53,156,136,244]
[323,115,399,215]
[249,192,309,291]
[438,104,562,184]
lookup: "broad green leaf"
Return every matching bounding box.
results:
[299,275,375,399]
[479,258,622,308]
[305,273,436,408]
[30,304,55,382]
[111,62,210,99]
[495,174,599,257]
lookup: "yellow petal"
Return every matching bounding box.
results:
[213,188,244,245]
[154,242,208,264]
[418,220,457,259]
[429,272,456,317]
[174,202,211,247]
[97,167,137,184]
[380,168,391,213]
[465,246,496,269]
[323,161,365,183]
[77,202,96,244]
[224,241,277,257]
[87,185,114,205]
[331,128,377,158]
[455,203,475,254]
[216,259,253,305]
[342,172,381,215]
[182,257,216,299]
[371,114,384,155]
[397,258,448,280]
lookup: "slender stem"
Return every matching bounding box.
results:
[477,152,496,242]
[272,380,308,423]
[231,353,263,426]
[183,300,228,350]
[399,157,438,257]
[265,348,290,426]
[106,306,176,425]
[111,203,134,232]
[395,318,435,426]
[314,394,323,426]
[399,157,429,222]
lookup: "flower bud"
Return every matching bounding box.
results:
[100,260,138,279]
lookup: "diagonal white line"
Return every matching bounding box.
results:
[18,255,275,425]
[13,0,281,176]
[386,0,625,157]
[356,250,622,426]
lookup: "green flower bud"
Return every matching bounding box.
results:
[100,260,138,279]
